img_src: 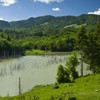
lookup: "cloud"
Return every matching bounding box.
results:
[88,8,100,15]
[52,7,60,11]
[0,17,4,20]
[33,0,64,4]
[0,0,17,6]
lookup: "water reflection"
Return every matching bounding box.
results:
[0,66,7,76]
[0,55,91,97]
[0,55,70,96]
[0,62,25,76]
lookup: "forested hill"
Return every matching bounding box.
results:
[0,13,100,61]
[0,14,100,29]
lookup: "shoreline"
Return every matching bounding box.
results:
[23,49,79,56]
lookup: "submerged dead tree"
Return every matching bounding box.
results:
[19,77,21,95]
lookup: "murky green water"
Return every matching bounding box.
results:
[0,55,91,97]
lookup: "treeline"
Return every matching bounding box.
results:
[0,17,100,63]
[0,14,99,29]
[0,27,77,57]
[0,30,22,58]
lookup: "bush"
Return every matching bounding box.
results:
[56,54,79,83]
[66,54,79,80]
[57,65,70,83]
[71,70,78,80]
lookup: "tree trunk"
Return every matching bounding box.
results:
[80,51,83,76]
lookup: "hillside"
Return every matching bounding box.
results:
[0,74,100,100]
[0,14,100,58]
[0,14,100,29]
[0,13,100,100]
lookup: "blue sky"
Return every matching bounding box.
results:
[0,0,100,21]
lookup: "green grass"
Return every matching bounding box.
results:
[0,74,100,100]
[24,49,73,55]
[24,49,48,55]
[64,23,87,28]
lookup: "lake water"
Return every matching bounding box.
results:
[0,55,91,97]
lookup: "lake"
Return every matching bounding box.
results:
[0,55,91,97]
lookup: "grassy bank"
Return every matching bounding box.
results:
[24,49,79,55]
[1,74,100,100]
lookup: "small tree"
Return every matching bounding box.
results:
[76,21,100,74]
[57,65,70,83]
[76,26,87,76]
[66,54,79,80]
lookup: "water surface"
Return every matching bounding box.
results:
[0,55,91,97]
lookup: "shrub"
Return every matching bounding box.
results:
[57,65,70,83]
[66,54,79,80]
[56,54,79,83]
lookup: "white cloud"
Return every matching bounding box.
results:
[0,17,4,20]
[88,8,100,15]
[33,0,64,4]
[0,0,17,6]
[52,7,60,11]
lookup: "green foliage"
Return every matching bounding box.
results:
[84,32,100,74]
[0,15,99,76]
[56,54,79,83]
[76,26,87,49]
[10,14,99,29]
[6,35,11,41]
[76,20,100,74]
[66,54,79,80]
[57,65,70,83]
[0,20,10,29]
[0,25,76,58]
[66,54,79,69]
[0,74,100,100]
[64,23,87,29]
[0,14,99,30]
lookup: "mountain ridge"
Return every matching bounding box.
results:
[0,14,99,29]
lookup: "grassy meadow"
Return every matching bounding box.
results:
[0,74,100,100]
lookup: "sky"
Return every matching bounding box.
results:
[0,0,100,21]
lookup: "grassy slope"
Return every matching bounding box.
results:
[1,74,100,100]
[64,23,87,28]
